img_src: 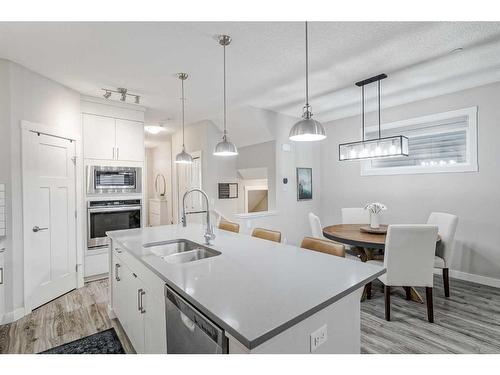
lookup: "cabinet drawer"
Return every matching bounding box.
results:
[112,245,165,300]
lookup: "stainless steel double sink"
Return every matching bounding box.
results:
[143,239,221,264]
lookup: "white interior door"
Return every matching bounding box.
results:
[176,153,202,223]
[22,130,77,311]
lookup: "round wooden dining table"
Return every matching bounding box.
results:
[322,224,441,303]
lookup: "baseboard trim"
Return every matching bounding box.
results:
[451,269,500,288]
[435,268,500,288]
[0,307,26,325]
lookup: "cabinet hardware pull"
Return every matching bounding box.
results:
[0,267,3,285]
[117,147,120,159]
[115,248,122,254]
[138,289,142,311]
[115,263,121,281]
[140,290,146,314]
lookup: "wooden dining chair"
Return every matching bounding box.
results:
[218,219,240,234]
[301,237,345,258]
[427,212,458,297]
[251,228,282,243]
[367,225,438,322]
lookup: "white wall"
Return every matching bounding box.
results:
[171,120,239,223]
[0,59,81,319]
[231,110,322,246]
[236,141,276,212]
[320,82,500,284]
[170,109,322,247]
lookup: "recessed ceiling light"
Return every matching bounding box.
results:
[144,125,164,135]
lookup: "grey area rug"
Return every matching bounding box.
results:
[40,328,125,354]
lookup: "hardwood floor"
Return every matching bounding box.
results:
[1,275,499,354]
[361,275,500,353]
[0,279,134,354]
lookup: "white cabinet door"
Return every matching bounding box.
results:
[143,288,167,353]
[119,265,145,353]
[111,252,125,322]
[83,114,116,160]
[115,119,144,162]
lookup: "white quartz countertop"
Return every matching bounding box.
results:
[107,224,385,349]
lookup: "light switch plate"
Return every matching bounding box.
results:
[310,324,328,352]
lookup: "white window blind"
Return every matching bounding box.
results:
[361,107,478,176]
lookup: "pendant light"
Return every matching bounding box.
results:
[289,21,326,142]
[213,34,238,156]
[339,74,409,161]
[175,73,193,164]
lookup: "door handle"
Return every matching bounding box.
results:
[140,289,146,314]
[32,226,48,232]
[115,263,121,281]
[0,267,4,285]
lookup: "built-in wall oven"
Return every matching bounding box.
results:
[87,199,141,249]
[87,166,142,195]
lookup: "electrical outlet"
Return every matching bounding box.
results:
[310,324,327,352]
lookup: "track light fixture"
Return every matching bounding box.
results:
[101,88,141,104]
[118,88,127,101]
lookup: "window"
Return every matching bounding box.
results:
[361,107,478,176]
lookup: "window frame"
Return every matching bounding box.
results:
[360,106,478,176]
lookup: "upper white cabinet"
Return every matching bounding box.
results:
[115,119,145,162]
[83,114,116,160]
[83,114,144,162]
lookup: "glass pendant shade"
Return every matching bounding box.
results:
[175,146,194,164]
[339,135,409,161]
[213,136,238,156]
[289,114,326,142]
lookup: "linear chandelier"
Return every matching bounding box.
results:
[339,74,408,161]
[102,87,140,104]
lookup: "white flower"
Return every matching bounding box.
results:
[364,202,387,214]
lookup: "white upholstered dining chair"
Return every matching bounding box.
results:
[308,212,324,238]
[367,224,439,322]
[308,212,359,261]
[427,212,458,297]
[341,207,369,224]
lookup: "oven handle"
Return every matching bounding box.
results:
[88,205,142,213]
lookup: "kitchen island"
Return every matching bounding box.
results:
[107,224,384,354]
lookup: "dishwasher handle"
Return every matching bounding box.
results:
[180,312,196,332]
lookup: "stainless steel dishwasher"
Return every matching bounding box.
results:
[165,287,228,354]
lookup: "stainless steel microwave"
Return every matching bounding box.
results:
[87,166,142,195]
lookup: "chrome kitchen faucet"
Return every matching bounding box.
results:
[181,188,215,245]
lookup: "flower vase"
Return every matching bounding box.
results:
[370,212,380,229]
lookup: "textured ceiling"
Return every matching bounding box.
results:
[1,21,499,140]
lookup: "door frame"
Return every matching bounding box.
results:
[20,121,84,314]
